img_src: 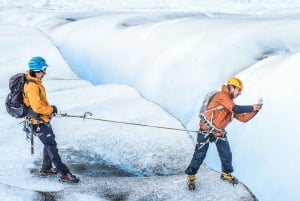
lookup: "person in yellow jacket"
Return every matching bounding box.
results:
[185,77,263,190]
[23,56,79,183]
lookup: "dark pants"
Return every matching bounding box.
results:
[185,132,233,175]
[33,123,70,175]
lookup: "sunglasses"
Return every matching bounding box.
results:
[34,67,47,73]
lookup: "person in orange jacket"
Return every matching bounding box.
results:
[23,56,79,183]
[185,77,263,190]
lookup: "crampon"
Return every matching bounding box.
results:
[220,172,239,185]
[59,173,80,183]
[187,175,196,190]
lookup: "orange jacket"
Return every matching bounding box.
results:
[200,85,257,132]
[23,70,54,124]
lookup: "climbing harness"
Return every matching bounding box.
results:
[21,116,48,155]
[196,130,228,151]
[199,114,227,136]
[21,117,34,155]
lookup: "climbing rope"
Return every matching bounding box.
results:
[56,112,201,133]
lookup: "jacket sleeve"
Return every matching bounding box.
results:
[25,82,53,115]
[234,111,258,122]
[233,104,258,122]
[232,105,254,113]
[215,93,258,123]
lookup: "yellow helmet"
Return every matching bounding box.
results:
[227,77,243,90]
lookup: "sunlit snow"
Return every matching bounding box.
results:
[1,1,300,201]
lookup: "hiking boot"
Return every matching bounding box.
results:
[39,168,57,177]
[59,173,80,183]
[220,172,239,185]
[187,175,196,190]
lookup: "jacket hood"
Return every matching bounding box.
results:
[25,70,42,84]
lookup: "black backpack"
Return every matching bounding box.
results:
[5,73,34,118]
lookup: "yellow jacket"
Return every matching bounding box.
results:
[23,70,54,124]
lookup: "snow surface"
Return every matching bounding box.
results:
[1,1,300,201]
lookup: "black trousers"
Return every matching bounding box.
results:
[33,123,70,175]
[185,132,233,175]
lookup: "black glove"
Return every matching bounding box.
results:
[51,105,58,116]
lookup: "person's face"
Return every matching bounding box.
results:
[35,68,47,79]
[231,86,242,99]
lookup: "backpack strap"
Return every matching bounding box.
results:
[23,79,42,120]
[206,105,224,113]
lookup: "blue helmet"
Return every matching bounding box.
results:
[28,56,48,71]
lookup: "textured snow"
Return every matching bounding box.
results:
[1,1,300,201]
